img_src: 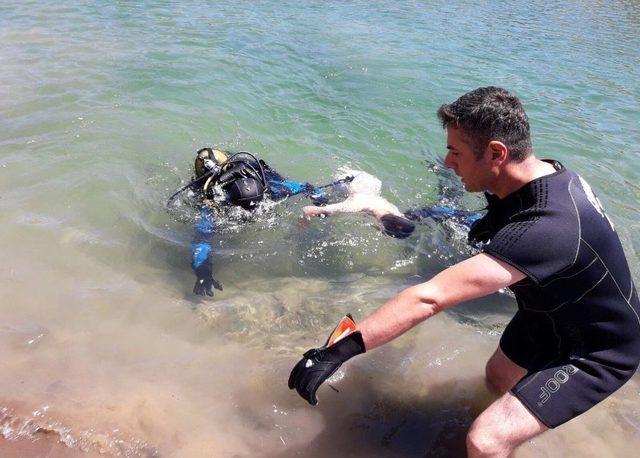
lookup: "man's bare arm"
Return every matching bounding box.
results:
[358,253,526,350]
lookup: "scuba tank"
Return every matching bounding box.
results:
[218,162,266,209]
[194,148,268,210]
[166,148,268,210]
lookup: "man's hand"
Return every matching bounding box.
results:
[288,315,365,405]
[193,261,223,296]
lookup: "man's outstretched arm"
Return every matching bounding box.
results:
[288,253,526,404]
[358,253,525,350]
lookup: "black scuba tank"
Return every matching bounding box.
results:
[223,176,265,209]
[218,160,267,209]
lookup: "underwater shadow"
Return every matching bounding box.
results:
[269,369,493,458]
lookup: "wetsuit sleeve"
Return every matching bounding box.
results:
[267,179,326,203]
[482,207,578,284]
[260,161,326,203]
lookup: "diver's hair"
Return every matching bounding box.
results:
[437,87,532,162]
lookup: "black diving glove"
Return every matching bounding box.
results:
[288,315,366,405]
[468,192,500,244]
[467,215,492,244]
[310,194,329,206]
[379,214,416,239]
[193,261,223,297]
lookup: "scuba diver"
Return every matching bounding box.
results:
[168,147,347,296]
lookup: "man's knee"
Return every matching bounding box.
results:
[466,392,547,457]
[466,425,503,458]
[466,411,519,458]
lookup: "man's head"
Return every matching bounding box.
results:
[437,87,532,192]
[437,87,532,161]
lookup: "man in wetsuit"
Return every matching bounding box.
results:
[288,87,640,456]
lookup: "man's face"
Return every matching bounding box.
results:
[443,127,492,192]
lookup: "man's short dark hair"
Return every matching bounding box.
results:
[437,87,532,162]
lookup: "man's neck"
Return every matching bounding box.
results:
[491,156,557,199]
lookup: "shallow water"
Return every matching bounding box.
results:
[1,0,640,456]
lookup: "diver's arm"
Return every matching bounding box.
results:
[267,178,319,199]
[358,253,525,349]
[191,207,223,296]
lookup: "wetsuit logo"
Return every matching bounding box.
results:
[578,175,615,231]
[537,365,579,407]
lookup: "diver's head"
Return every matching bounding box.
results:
[195,148,228,179]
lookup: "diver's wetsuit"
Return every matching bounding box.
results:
[191,161,323,296]
[471,160,640,427]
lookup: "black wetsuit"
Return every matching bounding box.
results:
[471,160,640,428]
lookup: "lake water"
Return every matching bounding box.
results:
[1,0,639,456]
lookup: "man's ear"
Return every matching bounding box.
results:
[487,140,508,165]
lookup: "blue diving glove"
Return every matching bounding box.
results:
[191,241,223,296]
[288,315,366,405]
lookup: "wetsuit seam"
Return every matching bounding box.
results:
[551,175,580,277]
[540,256,598,288]
[533,271,608,313]
[519,262,607,314]
[582,238,640,329]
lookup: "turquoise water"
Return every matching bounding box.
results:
[1,1,640,456]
